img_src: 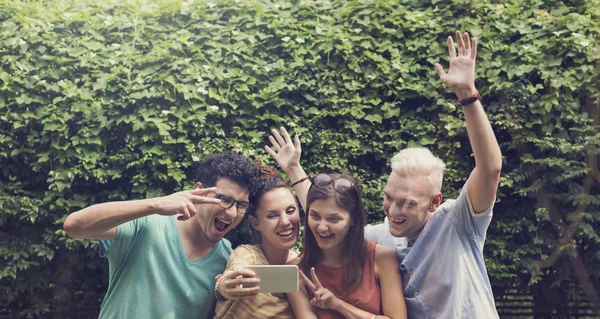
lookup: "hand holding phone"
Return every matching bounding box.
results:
[244,265,299,293]
[218,268,260,300]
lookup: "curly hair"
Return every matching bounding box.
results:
[194,151,260,193]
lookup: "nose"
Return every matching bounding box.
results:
[224,204,237,218]
[316,221,329,233]
[389,202,404,216]
[280,214,291,227]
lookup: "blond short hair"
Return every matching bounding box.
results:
[390,148,446,194]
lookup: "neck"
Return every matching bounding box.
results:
[177,217,216,251]
[320,243,345,267]
[261,240,290,265]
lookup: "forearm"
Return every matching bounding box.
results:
[285,165,310,211]
[287,290,318,319]
[462,98,502,175]
[64,199,157,238]
[334,300,389,319]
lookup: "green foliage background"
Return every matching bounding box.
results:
[1,0,599,317]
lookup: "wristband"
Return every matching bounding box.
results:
[291,176,309,187]
[458,90,480,106]
[214,273,228,301]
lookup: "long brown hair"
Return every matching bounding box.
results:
[298,173,368,295]
[246,164,291,244]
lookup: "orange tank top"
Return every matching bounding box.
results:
[312,240,381,319]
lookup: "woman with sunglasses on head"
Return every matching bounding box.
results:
[213,165,318,319]
[266,127,407,319]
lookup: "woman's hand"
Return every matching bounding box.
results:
[265,126,302,174]
[218,269,260,300]
[300,268,342,311]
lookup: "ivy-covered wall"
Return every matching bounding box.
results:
[1,0,599,317]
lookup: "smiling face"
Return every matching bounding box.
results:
[383,172,440,240]
[195,177,249,242]
[307,196,352,253]
[250,187,300,250]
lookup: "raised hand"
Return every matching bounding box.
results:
[299,268,342,311]
[218,269,260,300]
[154,187,220,221]
[434,30,478,99]
[265,126,302,173]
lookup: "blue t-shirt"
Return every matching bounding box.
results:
[98,215,232,319]
[365,183,499,319]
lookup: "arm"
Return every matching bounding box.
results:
[265,127,311,210]
[286,257,318,319]
[434,31,502,213]
[375,245,407,319]
[63,187,219,240]
[287,284,318,319]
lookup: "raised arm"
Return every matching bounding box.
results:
[63,187,219,240]
[434,31,502,213]
[265,127,311,210]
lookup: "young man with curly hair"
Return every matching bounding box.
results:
[64,151,260,319]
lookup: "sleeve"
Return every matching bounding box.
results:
[98,216,148,259]
[364,223,384,243]
[225,245,258,270]
[450,183,494,245]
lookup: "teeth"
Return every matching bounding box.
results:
[217,218,232,225]
[391,217,406,223]
[278,229,293,236]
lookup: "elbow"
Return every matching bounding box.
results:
[63,213,84,238]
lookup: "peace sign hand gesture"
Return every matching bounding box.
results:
[299,267,342,311]
[434,30,478,100]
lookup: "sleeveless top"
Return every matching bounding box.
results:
[313,240,381,319]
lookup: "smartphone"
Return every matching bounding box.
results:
[243,265,299,294]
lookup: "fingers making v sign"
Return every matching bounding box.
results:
[299,267,342,311]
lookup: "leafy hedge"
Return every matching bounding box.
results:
[1,0,599,317]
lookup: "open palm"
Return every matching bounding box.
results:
[434,31,477,99]
[265,127,302,173]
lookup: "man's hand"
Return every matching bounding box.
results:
[265,126,302,173]
[300,268,342,311]
[435,30,478,100]
[154,187,220,221]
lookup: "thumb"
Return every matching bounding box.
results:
[434,63,446,80]
[310,298,318,307]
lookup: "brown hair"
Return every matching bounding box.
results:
[298,173,368,296]
[246,163,292,244]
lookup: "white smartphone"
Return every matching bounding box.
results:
[243,265,299,294]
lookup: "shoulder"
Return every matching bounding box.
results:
[374,243,396,262]
[228,244,263,266]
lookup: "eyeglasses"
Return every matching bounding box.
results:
[214,193,250,214]
[310,174,354,193]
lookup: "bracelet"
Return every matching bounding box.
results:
[458,90,480,106]
[214,273,228,301]
[370,315,376,319]
[291,176,309,187]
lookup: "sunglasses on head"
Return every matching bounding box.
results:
[310,174,354,193]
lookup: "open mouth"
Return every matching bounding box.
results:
[390,217,407,225]
[276,228,296,241]
[317,233,334,240]
[214,218,232,233]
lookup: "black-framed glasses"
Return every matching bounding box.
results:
[310,174,354,193]
[214,193,250,214]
